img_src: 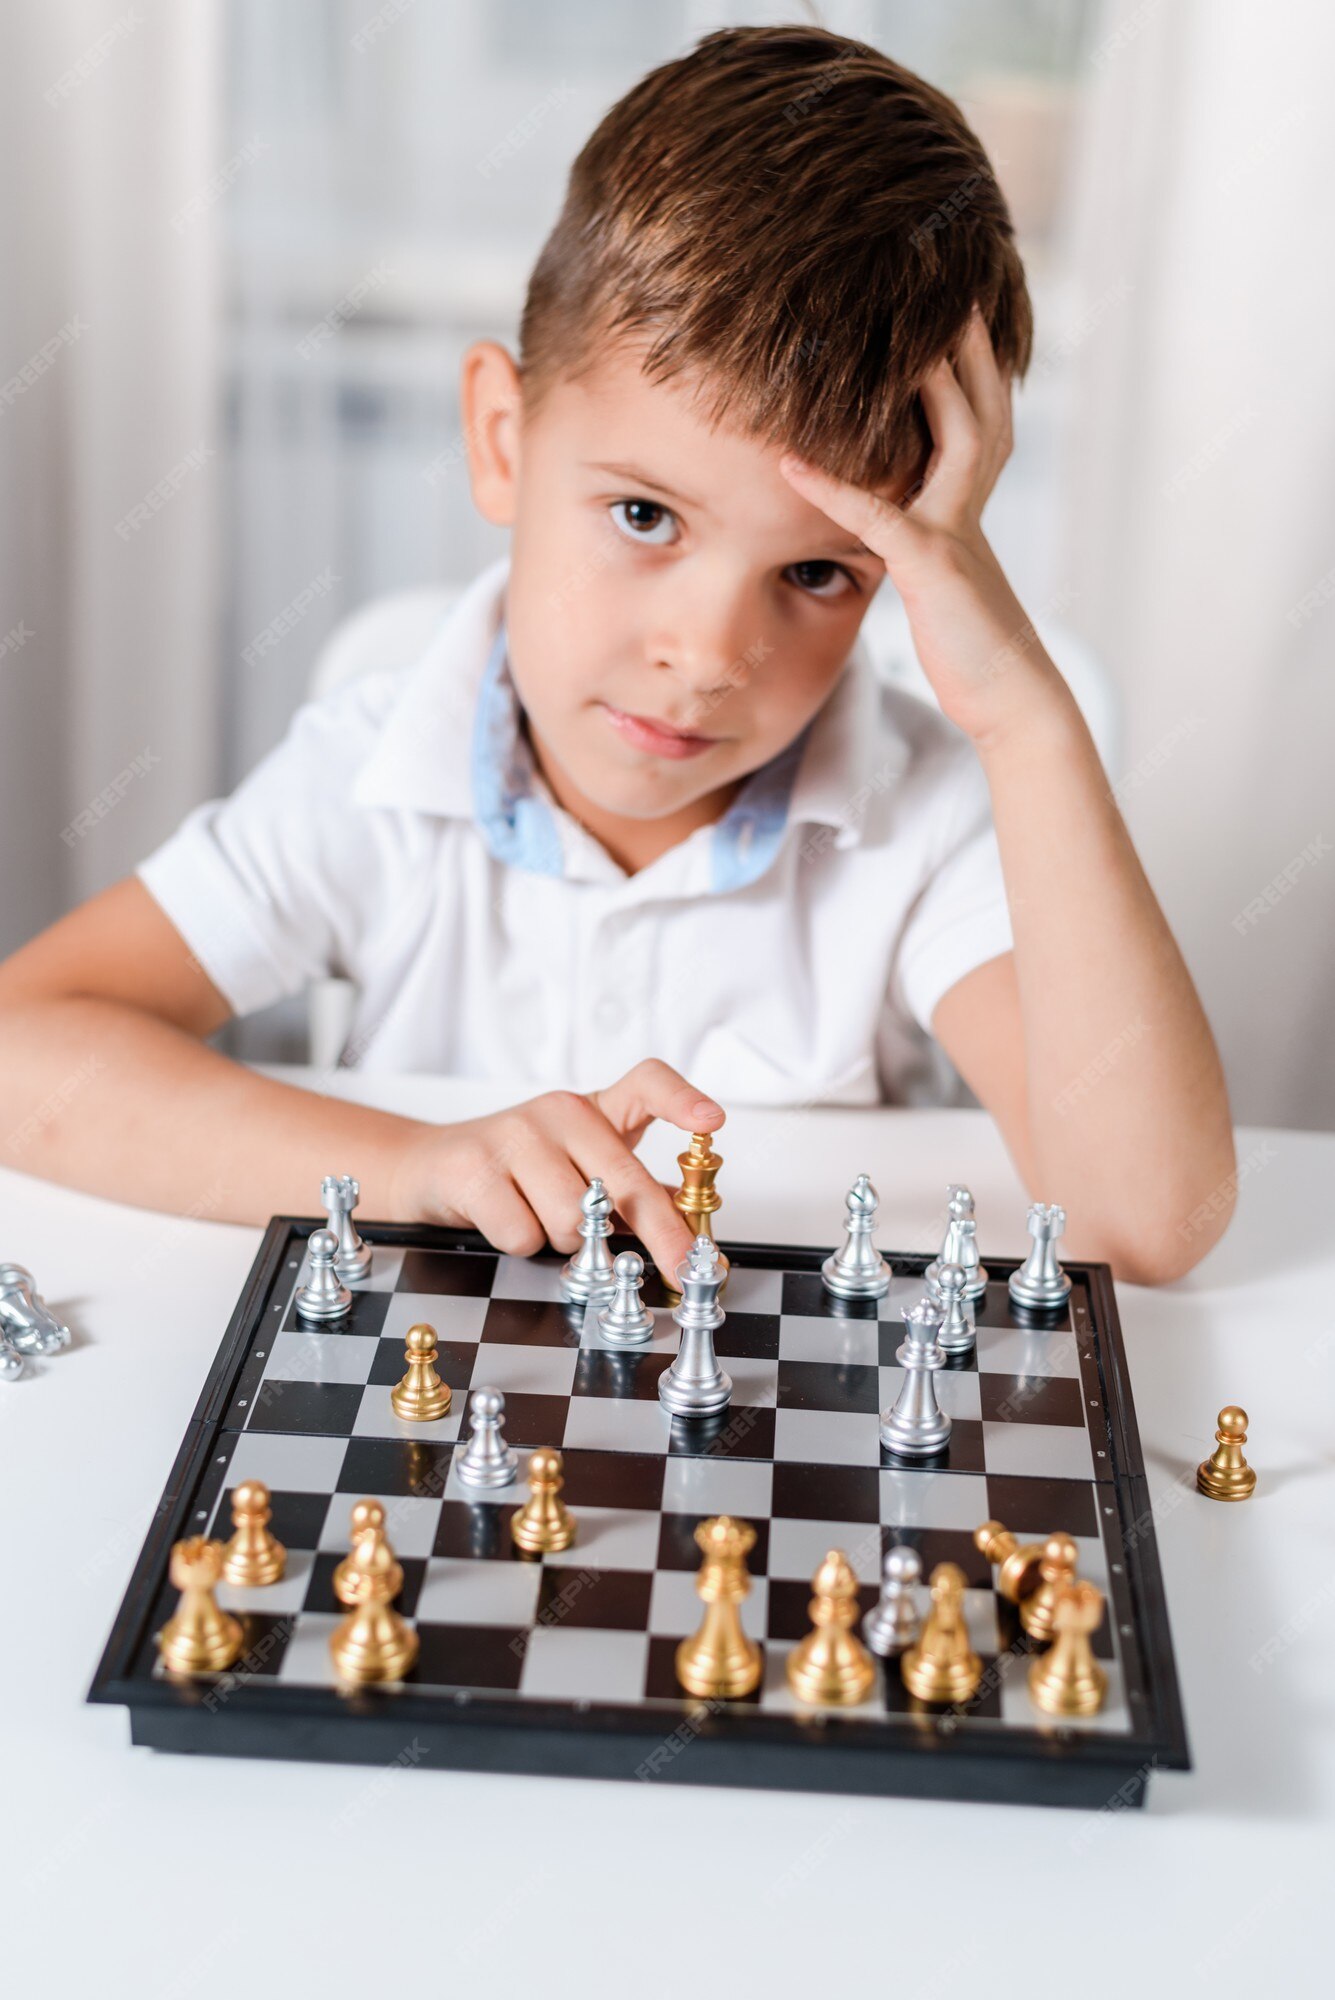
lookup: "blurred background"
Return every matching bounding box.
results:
[1,0,1332,1127]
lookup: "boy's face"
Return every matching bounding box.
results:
[470,340,894,829]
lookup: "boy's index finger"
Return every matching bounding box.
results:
[777,452,907,566]
[587,1059,725,1149]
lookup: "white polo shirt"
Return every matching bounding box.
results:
[137,555,1014,1106]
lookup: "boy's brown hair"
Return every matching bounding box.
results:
[519,23,1033,493]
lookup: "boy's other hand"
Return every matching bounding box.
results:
[391,1058,724,1286]
[779,308,1063,748]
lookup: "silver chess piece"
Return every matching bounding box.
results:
[925,1185,988,1302]
[658,1236,732,1419]
[0,1333,24,1382]
[935,1261,975,1356]
[294,1229,351,1320]
[879,1296,952,1458]
[0,1262,73,1355]
[456,1386,518,1488]
[321,1173,372,1282]
[863,1544,923,1656]
[820,1174,892,1300]
[1008,1202,1072,1311]
[559,1178,618,1304]
[596,1251,655,1345]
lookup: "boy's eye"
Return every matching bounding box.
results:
[609,498,679,545]
[786,560,855,599]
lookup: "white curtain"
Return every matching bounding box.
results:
[1059,0,1335,1129]
[0,0,222,952]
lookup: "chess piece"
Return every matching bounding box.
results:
[0,1333,24,1382]
[974,1519,1045,1604]
[786,1550,876,1706]
[658,1236,732,1418]
[901,1561,982,1705]
[821,1174,893,1300]
[934,1261,974,1356]
[667,1132,729,1296]
[329,1500,418,1684]
[878,1298,951,1458]
[511,1446,575,1554]
[157,1537,243,1676]
[1018,1532,1079,1642]
[294,1228,351,1320]
[321,1173,372,1282]
[455,1386,518,1488]
[1028,1579,1107,1716]
[222,1480,286,1587]
[1196,1406,1257,1501]
[675,1515,763,1699]
[863,1544,922,1657]
[1008,1202,1072,1312]
[559,1178,618,1303]
[596,1251,655,1345]
[925,1186,987,1302]
[0,1261,72,1354]
[391,1323,452,1422]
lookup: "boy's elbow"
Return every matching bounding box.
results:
[1096,1151,1239,1287]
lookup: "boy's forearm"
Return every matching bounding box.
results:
[0,997,425,1222]
[977,673,1235,1271]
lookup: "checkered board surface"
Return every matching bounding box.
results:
[90,1221,1189,1808]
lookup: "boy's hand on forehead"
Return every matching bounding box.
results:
[779,308,1061,748]
[391,1057,723,1286]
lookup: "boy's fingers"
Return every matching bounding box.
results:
[912,361,984,520]
[569,1124,695,1283]
[777,453,915,566]
[586,1058,724,1150]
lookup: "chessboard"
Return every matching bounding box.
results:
[88,1217,1190,1809]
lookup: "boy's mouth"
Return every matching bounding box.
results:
[599,702,719,759]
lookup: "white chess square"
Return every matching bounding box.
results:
[879,1468,990,1531]
[519,1627,649,1703]
[264,1329,379,1385]
[648,1568,768,1641]
[778,1315,879,1366]
[350,1384,463,1443]
[319,1492,445,1559]
[467,1341,579,1396]
[981,1420,1096,1483]
[768,1516,883,1585]
[563,1395,673,1455]
[774,1407,881,1468]
[543,1506,662,1572]
[661,1457,773,1518]
[380,1292,491,1345]
[417,1557,541,1627]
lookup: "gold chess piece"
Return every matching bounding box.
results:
[786,1549,876,1706]
[222,1479,286,1587]
[328,1498,418,1684]
[391,1322,452,1423]
[665,1132,729,1301]
[511,1447,576,1555]
[1018,1532,1079,1643]
[974,1519,1045,1605]
[1028,1578,1108,1716]
[157,1537,243,1676]
[1196,1405,1257,1501]
[676,1515,763,1699]
[901,1561,983,1705]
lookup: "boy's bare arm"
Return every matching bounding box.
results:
[0,878,717,1282]
[780,312,1236,1284]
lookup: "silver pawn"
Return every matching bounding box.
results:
[879,1296,952,1458]
[559,1178,618,1303]
[926,1185,988,1302]
[294,1228,351,1320]
[322,1173,372,1282]
[0,1333,24,1382]
[596,1251,655,1345]
[1008,1201,1073,1311]
[935,1261,975,1356]
[455,1386,518,1488]
[820,1174,892,1300]
[0,1262,72,1354]
[863,1544,923,1656]
[658,1236,732,1419]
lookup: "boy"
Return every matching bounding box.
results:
[0,25,1234,1288]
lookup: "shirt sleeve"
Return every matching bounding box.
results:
[889,738,1014,1034]
[136,682,383,1018]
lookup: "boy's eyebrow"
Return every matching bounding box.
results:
[587,457,878,560]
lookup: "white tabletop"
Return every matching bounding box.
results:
[6,1070,1331,1997]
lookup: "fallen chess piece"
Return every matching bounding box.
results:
[676,1514,762,1699]
[511,1447,575,1554]
[329,1499,418,1684]
[157,1537,243,1677]
[0,1261,73,1356]
[391,1323,452,1423]
[821,1174,892,1300]
[1007,1202,1072,1312]
[901,1561,982,1705]
[786,1549,875,1706]
[294,1229,351,1320]
[1018,1532,1080,1643]
[1028,1578,1107,1716]
[1196,1405,1256,1501]
[0,1333,23,1382]
[321,1172,373,1282]
[974,1519,1045,1604]
[863,1544,922,1657]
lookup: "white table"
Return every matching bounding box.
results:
[6,1071,1331,1998]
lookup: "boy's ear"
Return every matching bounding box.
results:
[460,340,523,526]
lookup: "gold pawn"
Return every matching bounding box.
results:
[157,1537,243,1676]
[1028,1579,1108,1716]
[222,1479,286,1587]
[901,1561,982,1705]
[786,1549,876,1706]
[391,1322,452,1423]
[328,1498,418,1684]
[676,1515,762,1699]
[665,1132,729,1302]
[973,1519,1044,1604]
[1018,1532,1079,1643]
[1196,1405,1257,1501]
[511,1447,576,1555]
